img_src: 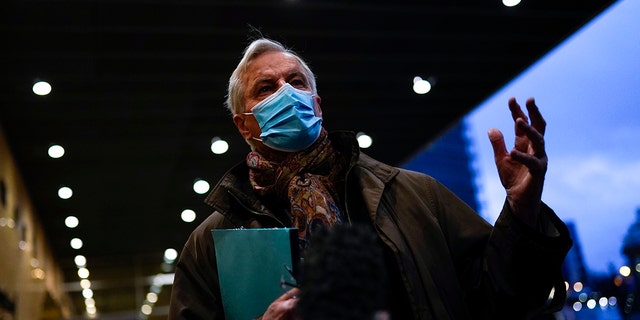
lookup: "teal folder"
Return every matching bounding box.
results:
[212,228,299,320]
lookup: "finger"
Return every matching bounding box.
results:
[525,97,546,136]
[508,97,529,124]
[275,288,299,301]
[516,118,546,158]
[510,149,547,175]
[288,288,300,297]
[488,128,508,162]
[282,296,298,309]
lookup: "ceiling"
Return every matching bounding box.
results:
[0,0,615,318]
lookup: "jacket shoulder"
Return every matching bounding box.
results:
[356,152,439,187]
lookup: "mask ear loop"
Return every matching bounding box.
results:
[240,112,264,142]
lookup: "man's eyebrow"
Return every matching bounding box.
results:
[249,78,275,91]
[286,71,307,82]
[253,78,274,86]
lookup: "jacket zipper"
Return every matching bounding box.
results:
[227,189,286,227]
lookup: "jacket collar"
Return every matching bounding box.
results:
[204,131,399,222]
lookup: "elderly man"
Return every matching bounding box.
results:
[168,38,571,320]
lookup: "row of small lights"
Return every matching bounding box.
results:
[47,132,100,316]
[30,81,100,317]
[35,80,199,317]
[565,263,640,313]
[137,249,178,319]
[36,71,418,167]
[566,281,618,312]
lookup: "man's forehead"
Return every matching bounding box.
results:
[245,51,302,79]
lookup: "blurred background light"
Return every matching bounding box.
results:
[58,187,73,199]
[412,76,432,94]
[48,144,65,158]
[193,179,210,194]
[181,209,196,223]
[65,216,79,228]
[356,132,373,149]
[32,81,52,96]
[70,238,83,250]
[211,137,229,154]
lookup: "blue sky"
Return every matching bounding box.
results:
[466,0,640,274]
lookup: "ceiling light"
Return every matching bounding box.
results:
[164,248,178,262]
[82,288,94,299]
[32,81,52,96]
[81,279,92,289]
[78,267,90,278]
[48,145,65,158]
[412,76,432,94]
[86,305,97,316]
[65,216,79,228]
[75,255,87,267]
[85,298,95,307]
[141,304,153,315]
[193,179,210,194]
[70,238,83,249]
[356,132,373,149]
[210,137,229,154]
[146,292,158,303]
[181,209,196,223]
[58,187,73,199]
[502,0,521,7]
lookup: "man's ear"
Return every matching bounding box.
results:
[233,114,252,140]
[313,95,323,117]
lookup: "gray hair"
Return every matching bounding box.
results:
[225,38,318,115]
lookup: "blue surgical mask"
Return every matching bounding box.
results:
[244,83,322,152]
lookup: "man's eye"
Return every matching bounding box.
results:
[258,86,272,93]
[290,79,306,88]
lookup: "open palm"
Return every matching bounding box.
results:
[488,98,548,227]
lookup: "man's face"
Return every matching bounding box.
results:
[233,51,322,155]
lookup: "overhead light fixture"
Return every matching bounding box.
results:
[181,209,196,223]
[74,255,87,267]
[356,132,373,149]
[58,186,73,199]
[78,267,90,278]
[193,179,210,194]
[412,76,432,94]
[48,144,65,158]
[82,288,94,299]
[70,238,83,249]
[65,216,79,228]
[502,0,521,7]
[32,80,52,96]
[211,137,229,154]
[164,248,178,263]
[146,292,158,303]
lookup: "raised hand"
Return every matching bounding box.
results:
[488,97,548,227]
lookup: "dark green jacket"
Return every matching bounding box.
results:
[169,132,572,320]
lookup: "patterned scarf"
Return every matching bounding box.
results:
[247,129,345,255]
